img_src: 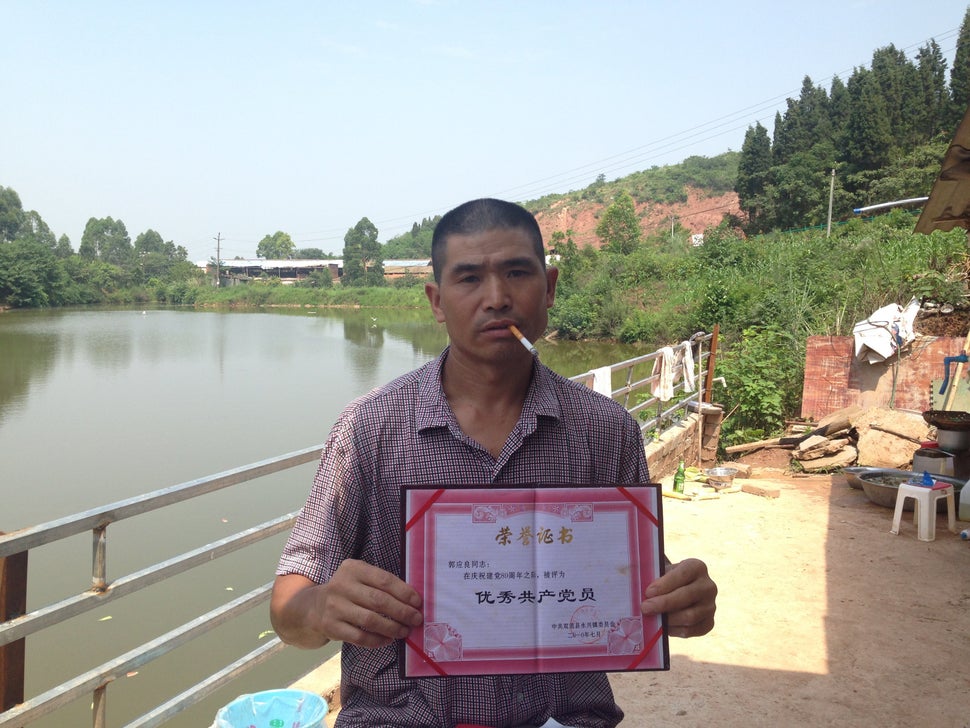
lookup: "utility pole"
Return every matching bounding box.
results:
[214,233,222,287]
[826,169,835,238]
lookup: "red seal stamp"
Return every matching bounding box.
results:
[568,605,606,644]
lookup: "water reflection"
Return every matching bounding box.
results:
[0,325,57,422]
[0,305,643,728]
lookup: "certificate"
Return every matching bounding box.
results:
[400,484,668,678]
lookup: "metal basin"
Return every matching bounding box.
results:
[843,466,868,490]
[850,467,964,511]
[705,467,738,489]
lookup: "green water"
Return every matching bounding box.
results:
[0,306,644,727]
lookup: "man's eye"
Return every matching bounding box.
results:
[459,275,479,284]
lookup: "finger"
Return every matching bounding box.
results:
[344,560,424,613]
[352,582,424,633]
[668,612,715,639]
[643,558,703,599]
[353,599,422,640]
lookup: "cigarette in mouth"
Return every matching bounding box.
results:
[508,325,538,356]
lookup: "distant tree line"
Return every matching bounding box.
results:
[0,186,200,307]
[735,6,970,234]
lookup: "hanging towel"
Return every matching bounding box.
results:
[591,366,613,397]
[650,347,677,402]
[681,340,696,392]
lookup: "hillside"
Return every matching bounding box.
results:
[534,187,740,250]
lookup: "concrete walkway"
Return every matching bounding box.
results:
[290,470,970,726]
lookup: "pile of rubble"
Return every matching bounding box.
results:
[726,404,931,472]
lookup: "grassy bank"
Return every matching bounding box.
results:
[193,282,429,309]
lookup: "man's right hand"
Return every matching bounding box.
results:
[271,559,424,649]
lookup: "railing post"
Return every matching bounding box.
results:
[0,532,27,715]
[93,684,107,728]
[703,324,720,403]
[92,525,107,592]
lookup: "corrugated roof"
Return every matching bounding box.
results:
[195,258,432,270]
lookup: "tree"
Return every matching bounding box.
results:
[79,216,132,266]
[382,216,438,259]
[840,68,892,174]
[949,5,970,130]
[869,45,921,151]
[772,77,830,165]
[293,247,333,259]
[134,229,167,255]
[17,210,56,248]
[0,240,67,307]
[256,231,295,259]
[735,123,773,233]
[915,40,951,140]
[0,186,25,242]
[341,217,383,286]
[827,75,850,137]
[54,234,73,258]
[595,190,641,255]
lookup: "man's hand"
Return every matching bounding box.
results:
[640,558,716,638]
[271,559,423,649]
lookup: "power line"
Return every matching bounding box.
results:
[205,24,963,255]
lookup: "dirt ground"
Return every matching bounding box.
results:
[610,460,970,727]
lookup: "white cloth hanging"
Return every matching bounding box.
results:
[591,366,613,397]
[650,347,677,402]
[681,340,696,392]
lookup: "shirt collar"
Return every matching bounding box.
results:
[416,348,562,433]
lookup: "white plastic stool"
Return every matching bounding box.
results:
[890,483,956,542]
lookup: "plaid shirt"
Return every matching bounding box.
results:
[278,350,650,728]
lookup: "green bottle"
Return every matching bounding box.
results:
[673,459,686,493]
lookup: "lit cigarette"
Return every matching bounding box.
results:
[508,325,538,356]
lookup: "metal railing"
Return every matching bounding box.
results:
[0,331,719,727]
[571,330,718,437]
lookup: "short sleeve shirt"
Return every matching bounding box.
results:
[278,350,650,728]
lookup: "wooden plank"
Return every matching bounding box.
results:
[741,482,781,499]
[0,533,27,712]
[724,437,785,453]
[702,324,719,403]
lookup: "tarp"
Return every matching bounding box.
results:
[852,298,920,364]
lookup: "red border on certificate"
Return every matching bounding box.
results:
[400,484,667,678]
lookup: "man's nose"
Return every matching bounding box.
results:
[483,274,511,310]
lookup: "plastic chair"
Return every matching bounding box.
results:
[890,482,956,542]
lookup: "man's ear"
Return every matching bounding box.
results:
[425,281,446,323]
[545,267,559,309]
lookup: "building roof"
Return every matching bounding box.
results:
[195,258,431,270]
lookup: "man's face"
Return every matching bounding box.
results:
[425,226,558,364]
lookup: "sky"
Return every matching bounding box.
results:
[2,1,969,263]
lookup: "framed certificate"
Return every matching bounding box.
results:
[400,484,668,678]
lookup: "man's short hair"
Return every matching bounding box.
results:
[431,198,545,282]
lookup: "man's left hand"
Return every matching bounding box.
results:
[641,558,716,638]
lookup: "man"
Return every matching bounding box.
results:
[271,198,717,727]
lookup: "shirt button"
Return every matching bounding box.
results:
[517,692,525,702]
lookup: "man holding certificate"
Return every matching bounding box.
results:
[271,198,717,727]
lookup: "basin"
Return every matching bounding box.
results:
[851,467,964,511]
[705,467,738,489]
